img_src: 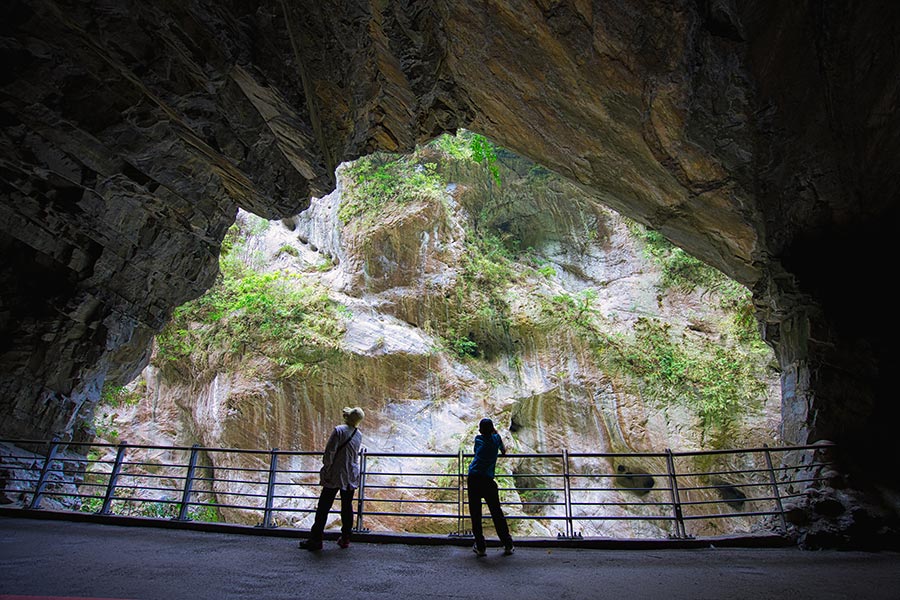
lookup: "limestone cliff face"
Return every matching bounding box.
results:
[2,0,899,538]
[98,146,780,537]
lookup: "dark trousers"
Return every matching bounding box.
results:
[467,474,512,549]
[310,486,355,541]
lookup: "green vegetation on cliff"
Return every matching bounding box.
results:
[338,131,517,360]
[431,130,502,186]
[442,230,516,359]
[633,226,724,292]
[338,153,444,224]
[542,289,769,438]
[155,216,347,377]
[338,131,504,227]
[99,381,143,408]
[149,131,773,451]
[619,318,768,431]
[631,223,763,345]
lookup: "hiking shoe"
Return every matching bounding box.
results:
[299,539,322,551]
[338,535,350,549]
[503,543,515,556]
[472,544,487,557]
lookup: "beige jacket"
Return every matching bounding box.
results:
[319,424,361,489]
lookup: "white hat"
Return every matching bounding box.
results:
[343,406,365,427]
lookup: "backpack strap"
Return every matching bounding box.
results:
[335,428,358,454]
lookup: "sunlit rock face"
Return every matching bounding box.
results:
[104,152,781,537]
[1,0,898,518]
[294,165,465,296]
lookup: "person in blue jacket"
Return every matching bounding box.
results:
[467,417,514,557]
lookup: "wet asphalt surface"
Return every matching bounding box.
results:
[2,516,900,600]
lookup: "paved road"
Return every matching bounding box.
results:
[2,517,899,600]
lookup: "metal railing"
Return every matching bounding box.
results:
[0,438,836,540]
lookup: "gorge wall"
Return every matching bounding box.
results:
[96,142,780,538]
[1,1,899,541]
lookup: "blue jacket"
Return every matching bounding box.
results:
[468,433,505,478]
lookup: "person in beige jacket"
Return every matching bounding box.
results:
[300,407,365,551]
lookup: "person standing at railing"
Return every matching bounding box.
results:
[300,406,365,551]
[467,417,514,557]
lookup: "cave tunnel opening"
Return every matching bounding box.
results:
[77,131,784,539]
[4,0,898,546]
[108,130,781,456]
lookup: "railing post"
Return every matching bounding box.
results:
[562,449,574,538]
[259,448,279,529]
[100,442,128,515]
[664,449,687,539]
[29,436,61,509]
[175,445,200,521]
[354,447,367,532]
[763,444,788,532]
[457,448,464,536]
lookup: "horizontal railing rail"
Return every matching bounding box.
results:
[0,438,836,540]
